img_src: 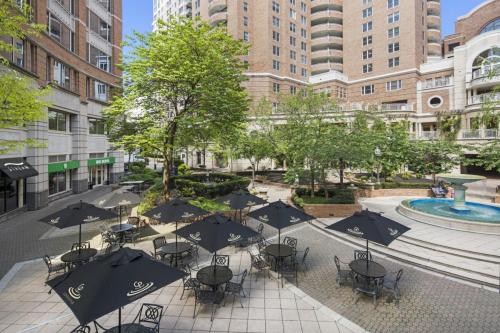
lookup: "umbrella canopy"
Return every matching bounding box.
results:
[174,213,259,253]
[247,200,315,231]
[215,189,267,210]
[143,198,209,224]
[47,248,186,326]
[326,210,410,256]
[96,191,141,209]
[39,201,117,246]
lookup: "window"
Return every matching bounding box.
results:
[362,85,374,95]
[301,41,307,51]
[301,54,307,65]
[290,64,297,74]
[363,35,373,46]
[362,49,372,59]
[301,68,307,77]
[388,27,400,38]
[89,11,112,42]
[388,42,400,53]
[272,59,280,70]
[273,83,280,92]
[290,50,296,60]
[386,80,402,91]
[289,0,295,5]
[272,1,280,13]
[480,18,500,34]
[53,60,71,89]
[362,63,373,73]
[301,15,307,25]
[363,0,372,4]
[388,57,400,67]
[362,7,372,18]
[272,16,280,27]
[428,96,443,108]
[273,45,280,56]
[48,155,67,163]
[243,1,248,12]
[56,0,75,14]
[243,16,248,26]
[48,13,75,52]
[243,31,249,42]
[362,21,373,32]
[301,2,307,12]
[289,8,296,19]
[97,0,111,11]
[388,12,399,24]
[12,39,24,68]
[388,0,399,9]
[92,80,108,101]
[290,86,297,94]
[89,118,106,134]
[447,42,460,52]
[272,31,280,41]
[49,171,66,195]
[48,110,67,131]
[290,36,296,46]
[290,22,296,33]
[301,28,307,39]
[88,45,111,72]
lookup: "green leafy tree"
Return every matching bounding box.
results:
[105,18,248,200]
[0,1,49,154]
[469,141,500,172]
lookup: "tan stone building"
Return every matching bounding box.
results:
[0,0,124,217]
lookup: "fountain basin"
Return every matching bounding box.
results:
[399,199,500,235]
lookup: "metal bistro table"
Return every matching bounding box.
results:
[110,223,135,242]
[349,259,387,283]
[161,242,192,266]
[103,323,150,333]
[197,265,233,291]
[61,248,97,268]
[264,244,293,285]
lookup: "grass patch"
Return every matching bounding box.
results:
[188,197,230,213]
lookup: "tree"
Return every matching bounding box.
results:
[105,18,248,200]
[468,141,500,173]
[407,140,463,182]
[0,1,49,154]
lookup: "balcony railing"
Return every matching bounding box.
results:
[380,103,412,111]
[469,92,500,105]
[339,103,414,112]
[420,131,438,139]
[472,64,500,80]
[420,77,453,90]
[461,129,499,140]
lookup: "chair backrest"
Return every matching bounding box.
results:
[128,216,140,225]
[72,242,90,251]
[43,255,52,268]
[212,255,229,267]
[333,255,341,272]
[152,236,167,250]
[354,250,372,261]
[282,236,297,249]
[257,223,264,234]
[302,247,310,264]
[257,238,267,250]
[138,303,163,327]
[71,325,90,333]
[394,269,403,288]
[239,269,248,286]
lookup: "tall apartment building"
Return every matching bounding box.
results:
[0,0,124,218]
[153,0,192,30]
[155,0,500,174]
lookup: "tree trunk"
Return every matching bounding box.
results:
[310,167,315,198]
[251,163,256,189]
[339,159,345,188]
[162,123,177,201]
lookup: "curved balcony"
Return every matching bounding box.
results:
[210,11,227,26]
[427,29,441,41]
[311,23,343,37]
[311,62,343,76]
[471,65,500,88]
[427,42,441,56]
[311,0,343,10]
[468,92,500,105]
[311,36,343,49]
[427,0,440,14]
[208,0,227,16]
[311,49,343,61]
[311,9,342,24]
[427,14,440,28]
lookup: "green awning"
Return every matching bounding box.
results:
[88,157,115,167]
[48,160,80,173]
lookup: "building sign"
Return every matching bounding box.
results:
[48,160,80,173]
[0,158,38,180]
[87,157,116,167]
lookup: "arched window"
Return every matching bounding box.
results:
[472,48,500,67]
[480,17,500,34]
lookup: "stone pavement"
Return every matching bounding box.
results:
[0,186,112,278]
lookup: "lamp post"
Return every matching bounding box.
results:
[374,146,381,184]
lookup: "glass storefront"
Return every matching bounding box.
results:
[0,176,19,215]
[49,171,67,195]
[88,156,115,187]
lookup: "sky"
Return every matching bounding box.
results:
[122,0,488,48]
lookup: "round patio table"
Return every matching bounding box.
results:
[197,265,233,290]
[110,223,135,233]
[103,323,150,333]
[61,248,97,264]
[161,242,191,255]
[349,259,386,279]
[264,244,293,259]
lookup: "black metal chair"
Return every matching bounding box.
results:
[211,254,229,267]
[132,303,163,332]
[334,255,353,287]
[43,255,67,280]
[355,277,384,308]
[193,287,224,321]
[123,227,141,244]
[224,269,248,307]
[281,259,298,287]
[152,236,168,261]
[180,265,200,300]
[248,251,271,281]
[71,242,90,251]
[70,325,91,333]
[296,247,310,275]
[282,236,298,249]
[383,269,403,306]
[256,223,264,235]
[354,250,373,261]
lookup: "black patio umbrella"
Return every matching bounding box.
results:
[143,199,209,264]
[326,209,410,264]
[215,189,267,223]
[247,200,315,245]
[47,248,186,332]
[96,190,141,226]
[174,213,259,265]
[39,201,117,251]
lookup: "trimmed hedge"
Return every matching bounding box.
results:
[376,182,431,189]
[294,188,355,205]
[172,173,251,198]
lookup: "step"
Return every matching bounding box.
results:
[311,220,500,289]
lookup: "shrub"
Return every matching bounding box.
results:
[178,163,191,176]
[188,197,229,212]
[124,163,161,184]
[137,180,163,215]
[379,182,431,189]
[172,173,251,198]
[294,188,355,204]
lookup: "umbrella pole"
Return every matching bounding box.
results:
[118,306,121,333]
[366,238,369,269]
[175,220,178,267]
[119,206,122,226]
[78,223,82,255]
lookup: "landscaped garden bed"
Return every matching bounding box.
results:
[173,172,250,198]
[292,188,361,217]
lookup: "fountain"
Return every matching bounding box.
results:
[398,174,500,234]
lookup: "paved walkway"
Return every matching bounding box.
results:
[0,186,112,278]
